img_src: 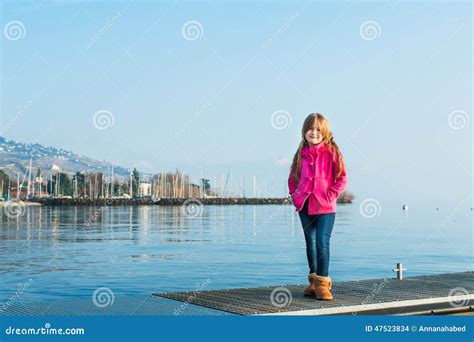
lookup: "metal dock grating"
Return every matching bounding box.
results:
[154,271,474,315]
[0,295,231,316]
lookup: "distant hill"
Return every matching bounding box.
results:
[0,136,130,178]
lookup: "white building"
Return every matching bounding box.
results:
[138,182,151,197]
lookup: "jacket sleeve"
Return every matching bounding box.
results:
[288,167,297,196]
[328,154,348,201]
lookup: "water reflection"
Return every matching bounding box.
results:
[0,203,471,301]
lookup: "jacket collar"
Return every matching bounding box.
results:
[302,142,328,157]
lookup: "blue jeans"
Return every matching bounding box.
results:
[298,198,335,276]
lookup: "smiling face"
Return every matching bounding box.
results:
[305,122,323,146]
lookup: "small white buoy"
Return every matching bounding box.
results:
[402,204,408,211]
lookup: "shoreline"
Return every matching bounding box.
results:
[3,197,353,206]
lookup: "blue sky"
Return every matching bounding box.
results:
[1,0,472,203]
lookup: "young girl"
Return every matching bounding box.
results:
[288,113,348,301]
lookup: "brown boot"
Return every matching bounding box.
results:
[303,273,318,296]
[313,275,333,300]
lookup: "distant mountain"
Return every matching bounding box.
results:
[0,136,130,178]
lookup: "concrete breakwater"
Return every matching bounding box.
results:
[29,197,295,206]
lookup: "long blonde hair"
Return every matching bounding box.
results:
[290,113,344,184]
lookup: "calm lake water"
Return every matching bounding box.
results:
[0,201,472,301]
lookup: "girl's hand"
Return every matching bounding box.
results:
[327,156,348,201]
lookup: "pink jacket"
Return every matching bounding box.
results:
[288,142,348,215]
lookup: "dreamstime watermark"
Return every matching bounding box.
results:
[92,109,115,130]
[0,99,33,136]
[92,287,115,308]
[262,197,292,228]
[430,16,473,62]
[175,100,213,139]
[0,279,34,313]
[84,199,114,227]
[440,193,473,228]
[174,278,212,315]
[448,110,470,130]
[85,11,122,50]
[352,278,388,315]
[5,323,85,336]
[182,20,203,41]
[181,198,203,217]
[359,198,381,218]
[270,286,292,308]
[352,101,392,139]
[448,287,470,308]
[262,11,300,48]
[3,200,27,219]
[270,110,292,130]
[4,20,26,40]
[359,20,381,41]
